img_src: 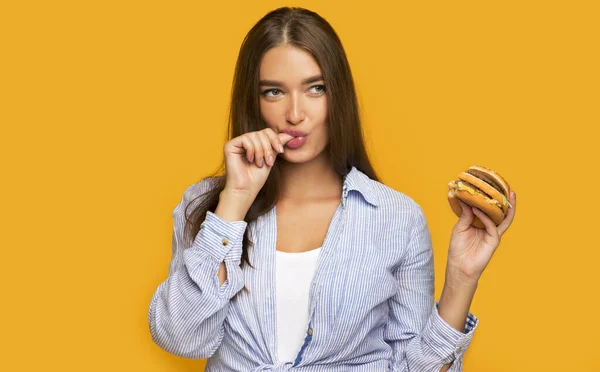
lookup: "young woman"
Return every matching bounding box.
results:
[148,7,516,372]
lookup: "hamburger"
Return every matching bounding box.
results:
[447,165,512,228]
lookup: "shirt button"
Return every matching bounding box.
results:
[456,345,464,354]
[307,328,313,336]
[222,238,230,246]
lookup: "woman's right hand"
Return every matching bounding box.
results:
[223,128,294,198]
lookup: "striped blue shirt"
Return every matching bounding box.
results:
[148,166,478,371]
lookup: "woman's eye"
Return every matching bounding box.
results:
[309,85,326,94]
[261,89,282,97]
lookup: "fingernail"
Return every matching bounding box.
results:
[279,145,284,153]
[249,154,254,163]
[260,158,265,167]
[268,155,274,165]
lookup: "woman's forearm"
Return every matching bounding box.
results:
[438,280,478,332]
[218,262,227,285]
[437,277,478,372]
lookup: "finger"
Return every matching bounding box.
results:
[263,128,284,154]
[278,132,295,147]
[227,135,247,154]
[454,198,475,231]
[457,199,473,218]
[498,191,516,236]
[472,207,499,240]
[231,135,254,163]
[248,132,265,167]
[257,130,276,167]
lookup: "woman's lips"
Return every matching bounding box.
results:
[281,129,308,137]
[286,136,307,149]
[281,129,308,149]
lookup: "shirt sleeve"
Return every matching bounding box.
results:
[148,178,247,359]
[385,204,479,372]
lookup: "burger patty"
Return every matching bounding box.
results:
[456,180,503,210]
[466,169,505,195]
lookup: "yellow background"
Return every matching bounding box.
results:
[2,0,599,371]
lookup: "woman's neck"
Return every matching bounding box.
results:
[278,153,342,202]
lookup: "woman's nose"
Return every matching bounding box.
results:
[286,93,305,125]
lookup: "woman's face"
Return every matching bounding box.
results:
[259,45,329,164]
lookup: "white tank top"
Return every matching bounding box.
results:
[275,247,322,363]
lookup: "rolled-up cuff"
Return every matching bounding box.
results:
[182,211,247,299]
[189,211,247,263]
[420,300,479,364]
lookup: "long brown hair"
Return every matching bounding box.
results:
[183,6,378,269]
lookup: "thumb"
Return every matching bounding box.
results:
[455,199,475,230]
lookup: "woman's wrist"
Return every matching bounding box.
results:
[214,189,254,222]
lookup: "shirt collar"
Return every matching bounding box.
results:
[342,166,380,208]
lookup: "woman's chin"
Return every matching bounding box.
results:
[279,151,316,164]
[279,149,329,165]
[279,156,309,164]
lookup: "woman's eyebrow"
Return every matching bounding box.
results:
[259,75,324,87]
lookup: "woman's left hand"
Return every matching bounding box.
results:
[446,190,517,286]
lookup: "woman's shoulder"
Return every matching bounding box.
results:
[356,172,429,248]
[358,173,424,216]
